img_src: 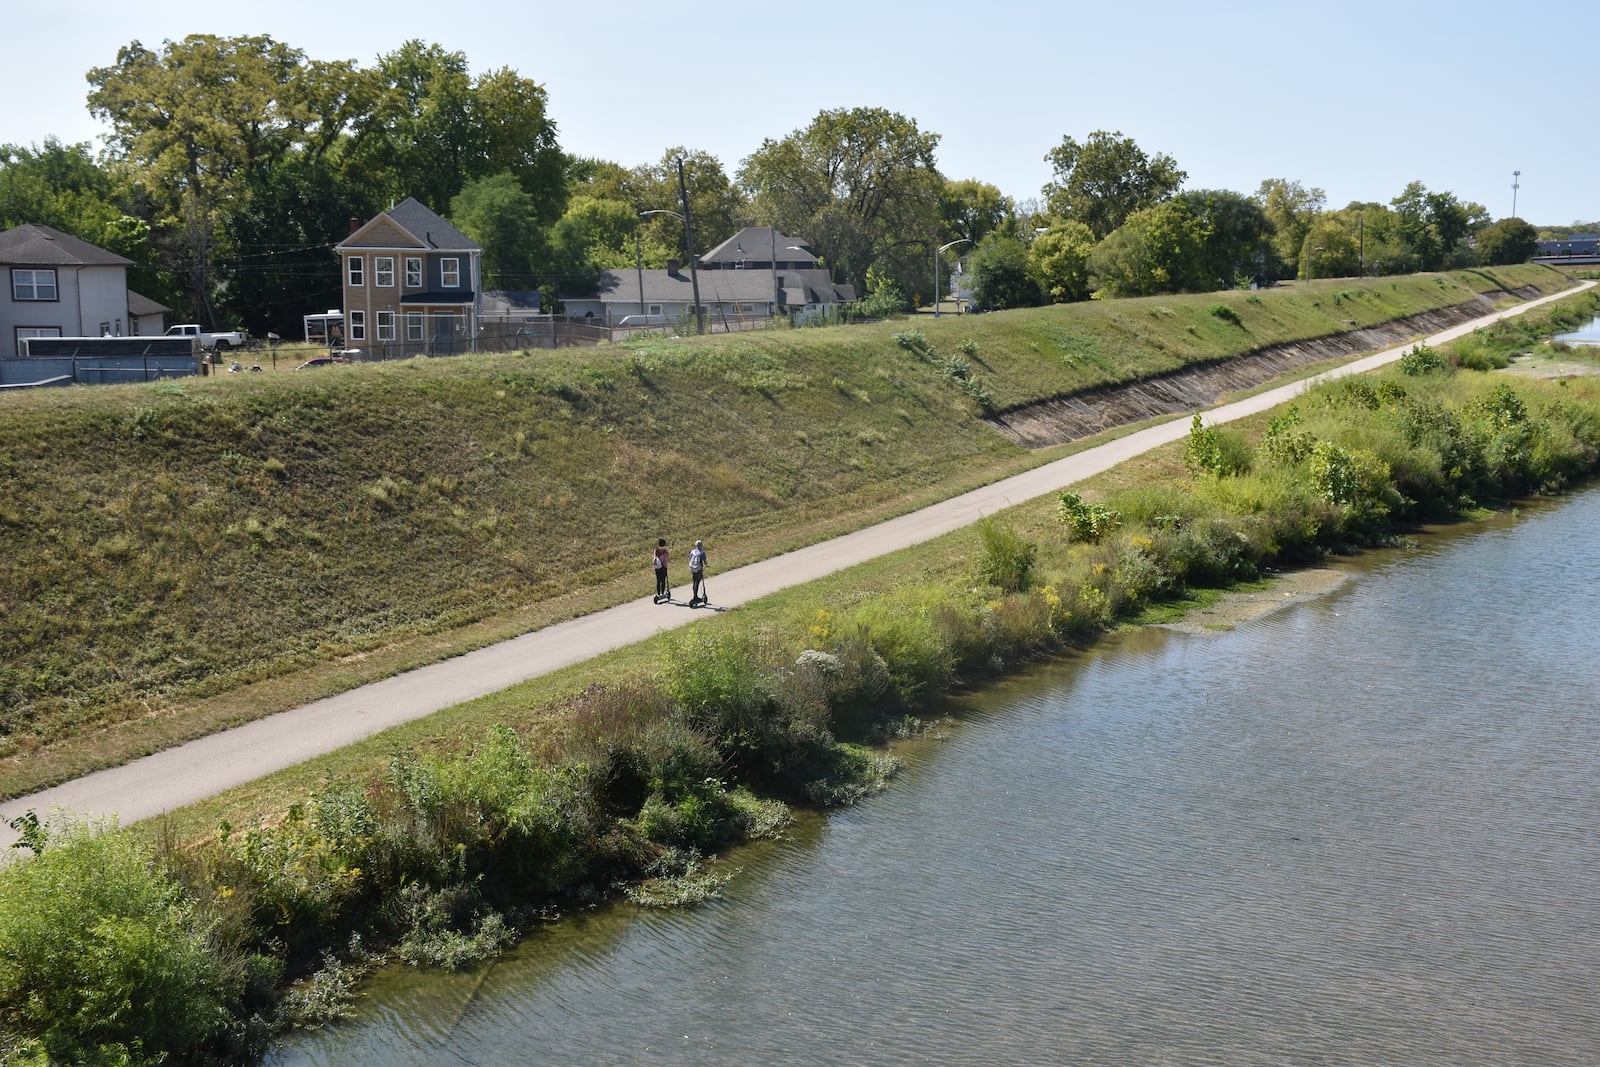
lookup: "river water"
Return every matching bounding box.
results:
[1555,315,1600,345]
[270,490,1600,1066]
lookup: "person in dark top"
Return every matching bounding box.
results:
[653,537,670,603]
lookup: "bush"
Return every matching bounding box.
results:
[1208,302,1243,326]
[0,820,245,1064]
[975,517,1037,593]
[1056,490,1120,542]
[1398,341,1446,376]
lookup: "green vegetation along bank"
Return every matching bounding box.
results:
[4,291,1600,1065]
[0,264,1576,798]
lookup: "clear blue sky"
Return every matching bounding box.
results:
[9,0,1597,226]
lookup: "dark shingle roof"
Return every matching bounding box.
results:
[0,223,133,267]
[126,290,169,316]
[384,197,480,250]
[699,227,816,267]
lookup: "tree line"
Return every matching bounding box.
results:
[0,34,1569,335]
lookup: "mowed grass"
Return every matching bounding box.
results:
[0,263,1578,796]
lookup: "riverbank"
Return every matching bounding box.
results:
[6,296,1600,1065]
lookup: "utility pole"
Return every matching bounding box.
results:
[676,158,704,335]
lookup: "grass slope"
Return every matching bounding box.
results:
[0,264,1575,794]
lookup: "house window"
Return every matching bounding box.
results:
[349,310,365,341]
[12,269,57,301]
[375,256,394,287]
[15,326,61,350]
[441,258,460,288]
[347,256,364,287]
[406,313,423,341]
[377,311,395,341]
[405,257,422,288]
[648,304,662,316]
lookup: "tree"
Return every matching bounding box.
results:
[348,41,564,224]
[739,107,943,297]
[452,172,543,290]
[1300,216,1361,280]
[1089,200,1210,297]
[939,179,1013,248]
[1253,178,1325,280]
[87,34,338,324]
[1177,189,1274,288]
[1475,217,1539,265]
[1390,180,1480,271]
[968,235,1044,310]
[635,148,745,264]
[1028,221,1096,303]
[1042,130,1185,240]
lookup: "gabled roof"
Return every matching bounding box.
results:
[0,223,133,267]
[126,290,169,316]
[338,197,481,252]
[699,226,816,267]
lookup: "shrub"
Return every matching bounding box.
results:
[1208,302,1243,326]
[891,330,929,354]
[975,517,1037,592]
[1056,490,1120,542]
[1398,341,1446,376]
[0,820,244,1064]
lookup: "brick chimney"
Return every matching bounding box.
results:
[349,215,360,235]
[666,258,680,275]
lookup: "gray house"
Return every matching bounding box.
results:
[561,226,857,327]
[697,227,857,312]
[0,224,154,357]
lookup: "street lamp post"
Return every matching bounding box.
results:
[934,238,971,317]
[1512,170,1521,218]
[1310,245,1324,284]
[640,207,701,334]
[676,158,704,335]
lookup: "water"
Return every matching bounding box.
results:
[1555,315,1600,345]
[271,492,1600,1066]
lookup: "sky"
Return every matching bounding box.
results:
[7,0,1598,227]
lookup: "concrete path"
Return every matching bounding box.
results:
[3,282,1589,844]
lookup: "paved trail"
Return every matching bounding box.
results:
[3,283,1589,844]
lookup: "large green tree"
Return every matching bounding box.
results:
[1089,199,1210,297]
[1253,178,1324,280]
[347,41,565,223]
[1389,180,1482,271]
[738,107,943,296]
[968,235,1043,310]
[1043,130,1186,240]
[1474,216,1539,266]
[939,178,1014,247]
[1177,189,1275,289]
[1028,221,1096,303]
[87,34,347,326]
[452,171,544,290]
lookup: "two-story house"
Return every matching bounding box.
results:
[336,198,483,358]
[0,223,169,357]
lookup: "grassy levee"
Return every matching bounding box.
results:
[3,285,1599,1066]
[0,264,1574,798]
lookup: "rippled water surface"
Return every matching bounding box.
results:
[272,491,1600,1066]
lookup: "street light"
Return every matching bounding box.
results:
[934,238,971,317]
[1309,245,1324,284]
[640,207,701,334]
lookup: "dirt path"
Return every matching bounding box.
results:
[2,281,1589,846]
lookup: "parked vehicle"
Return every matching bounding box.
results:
[165,323,247,351]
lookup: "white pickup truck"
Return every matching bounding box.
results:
[165,323,247,351]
